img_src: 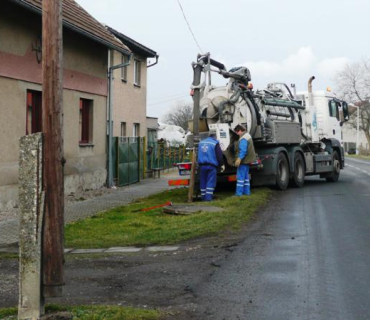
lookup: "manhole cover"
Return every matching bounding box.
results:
[163,204,224,215]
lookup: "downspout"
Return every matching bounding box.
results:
[147,55,159,68]
[107,52,132,188]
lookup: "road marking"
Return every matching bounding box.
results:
[347,164,370,176]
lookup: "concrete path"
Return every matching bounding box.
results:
[0,171,179,247]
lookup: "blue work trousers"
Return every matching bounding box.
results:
[199,165,217,201]
[236,164,250,196]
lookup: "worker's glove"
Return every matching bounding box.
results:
[235,158,242,168]
[220,165,225,172]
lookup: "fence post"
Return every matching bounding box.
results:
[163,145,165,170]
[18,133,44,319]
[143,136,147,179]
[128,137,130,185]
[138,137,141,182]
[169,146,171,171]
[116,137,119,186]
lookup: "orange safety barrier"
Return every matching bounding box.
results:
[168,179,190,186]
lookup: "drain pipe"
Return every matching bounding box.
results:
[107,52,132,188]
[147,55,159,68]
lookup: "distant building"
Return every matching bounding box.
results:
[146,117,159,144]
[342,104,369,154]
[106,27,158,138]
[343,124,369,154]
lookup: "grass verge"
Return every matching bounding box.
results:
[346,154,370,161]
[65,187,271,248]
[0,305,161,320]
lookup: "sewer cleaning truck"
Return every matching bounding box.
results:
[179,53,350,190]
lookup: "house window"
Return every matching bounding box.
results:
[121,122,126,136]
[134,59,141,86]
[121,54,128,81]
[79,98,93,144]
[26,90,42,135]
[133,123,140,137]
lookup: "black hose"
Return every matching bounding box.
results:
[243,91,261,125]
[198,56,226,70]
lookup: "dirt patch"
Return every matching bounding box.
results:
[0,229,250,319]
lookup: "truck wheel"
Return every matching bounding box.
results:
[276,152,289,190]
[326,150,340,182]
[291,152,305,188]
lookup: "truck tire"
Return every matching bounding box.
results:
[291,152,305,188]
[276,152,289,190]
[326,150,340,182]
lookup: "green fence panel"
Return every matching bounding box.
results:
[139,137,145,179]
[116,140,186,184]
[118,137,129,186]
[129,137,139,184]
[112,137,118,183]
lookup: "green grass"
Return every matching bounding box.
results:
[0,305,161,320]
[346,154,370,160]
[65,187,271,248]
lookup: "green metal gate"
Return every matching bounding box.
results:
[113,137,145,187]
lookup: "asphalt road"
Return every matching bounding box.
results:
[195,157,370,320]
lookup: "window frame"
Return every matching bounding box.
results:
[328,100,340,121]
[79,98,93,145]
[121,54,128,82]
[120,122,126,137]
[26,90,42,135]
[134,59,141,87]
[133,123,140,137]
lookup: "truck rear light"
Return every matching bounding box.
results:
[180,163,191,170]
[227,175,237,182]
[177,162,192,170]
[176,162,192,176]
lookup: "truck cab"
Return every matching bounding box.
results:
[298,89,349,144]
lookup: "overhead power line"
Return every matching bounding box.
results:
[150,92,190,102]
[176,0,203,53]
[148,94,190,107]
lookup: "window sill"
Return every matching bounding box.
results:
[134,83,141,88]
[121,78,127,83]
[79,143,94,147]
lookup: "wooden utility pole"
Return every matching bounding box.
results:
[187,59,203,202]
[42,0,64,297]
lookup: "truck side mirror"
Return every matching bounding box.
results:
[342,102,349,121]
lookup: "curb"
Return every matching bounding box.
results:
[0,245,180,255]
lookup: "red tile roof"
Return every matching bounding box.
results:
[14,0,131,54]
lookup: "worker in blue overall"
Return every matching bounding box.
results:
[197,129,224,201]
[234,124,256,196]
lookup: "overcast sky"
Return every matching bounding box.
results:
[76,0,369,119]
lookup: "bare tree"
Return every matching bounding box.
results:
[163,101,193,131]
[336,58,370,148]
